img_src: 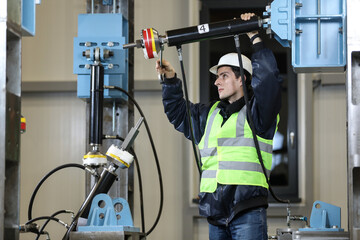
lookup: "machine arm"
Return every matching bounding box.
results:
[165,17,261,46]
[123,16,263,59]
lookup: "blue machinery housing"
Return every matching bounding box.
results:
[74,14,128,99]
[267,0,346,72]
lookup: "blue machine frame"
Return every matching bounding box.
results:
[74,13,128,99]
[266,0,346,72]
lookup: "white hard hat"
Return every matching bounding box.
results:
[209,53,252,76]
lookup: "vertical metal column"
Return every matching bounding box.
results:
[0,18,6,240]
[347,0,360,239]
[84,0,134,210]
[0,0,22,240]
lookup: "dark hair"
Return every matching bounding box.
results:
[230,66,252,92]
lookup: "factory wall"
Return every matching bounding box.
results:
[19,0,348,239]
[312,82,347,229]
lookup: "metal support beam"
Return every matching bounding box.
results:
[0,0,22,239]
[347,0,360,239]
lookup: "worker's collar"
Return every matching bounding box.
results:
[218,90,253,117]
[217,98,244,119]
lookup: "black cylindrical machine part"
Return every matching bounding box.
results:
[80,168,117,218]
[89,64,104,146]
[166,17,262,47]
[63,168,117,239]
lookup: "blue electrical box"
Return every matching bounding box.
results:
[268,0,346,72]
[74,14,128,99]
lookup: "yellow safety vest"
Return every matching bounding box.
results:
[198,101,277,193]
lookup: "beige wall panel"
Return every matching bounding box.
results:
[20,92,86,240]
[133,90,185,239]
[134,0,190,81]
[313,84,348,229]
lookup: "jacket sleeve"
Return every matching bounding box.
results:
[161,77,210,144]
[250,43,283,139]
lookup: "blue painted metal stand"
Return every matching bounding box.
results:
[299,200,344,232]
[78,193,140,232]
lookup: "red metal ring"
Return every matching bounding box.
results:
[143,29,154,59]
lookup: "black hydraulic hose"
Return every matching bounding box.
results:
[105,86,163,236]
[36,210,73,240]
[176,46,202,174]
[128,147,146,234]
[107,135,146,234]
[233,34,289,204]
[25,216,68,229]
[27,163,86,221]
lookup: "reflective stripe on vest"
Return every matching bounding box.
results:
[217,108,273,154]
[218,161,271,177]
[198,101,275,193]
[201,108,220,150]
[199,147,217,158]
[217,138,273,154]
[201,169,217,178]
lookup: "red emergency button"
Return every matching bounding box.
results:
[21,116,26,134]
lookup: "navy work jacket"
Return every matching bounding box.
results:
[161,43,282,226]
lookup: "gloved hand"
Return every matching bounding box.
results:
[156,59,176,79]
